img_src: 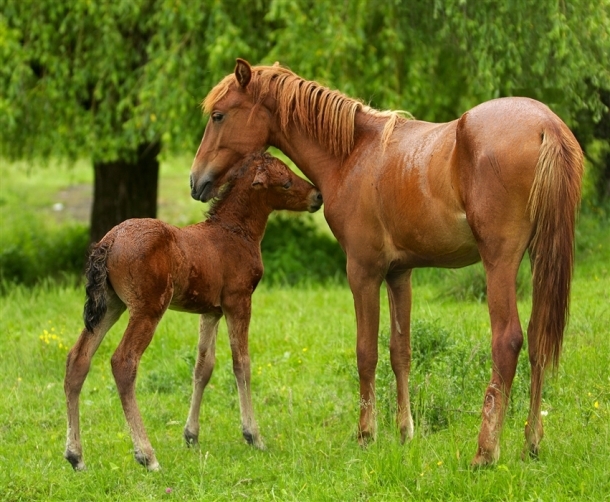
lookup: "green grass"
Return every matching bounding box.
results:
[1,159,609,500]
[1,221,608,500]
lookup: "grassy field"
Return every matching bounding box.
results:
[0,159,609,500]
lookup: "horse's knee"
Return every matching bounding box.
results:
[356,347,377,380]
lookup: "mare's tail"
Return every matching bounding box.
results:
[83,241,112,333]
[527,121,584,370]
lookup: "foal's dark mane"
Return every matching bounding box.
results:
[205,152,269,222]
[203,64,411,158]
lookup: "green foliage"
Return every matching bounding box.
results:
[0,211,88,289]
[2,0,608,163]
[261,213,346,285]
[0,0,274,161]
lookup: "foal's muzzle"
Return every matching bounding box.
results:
[308,190,323,213]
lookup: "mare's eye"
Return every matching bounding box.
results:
[211,112,224,123]
[282,181,292,190]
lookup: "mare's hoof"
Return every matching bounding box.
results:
[64,450,86,471]
[134,451,160,471]
[184,429,199,448]
[243,430,266,450]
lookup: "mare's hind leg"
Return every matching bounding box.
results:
[523,300,545,458]
[472,239,529,467]
[184,312,222,446]
[64,293,125,470]
[111,308,168,471]
[224,295,265,449]
[386,271,414,443]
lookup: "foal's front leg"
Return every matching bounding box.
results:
[224,295,265,449]
[184,312,222,446]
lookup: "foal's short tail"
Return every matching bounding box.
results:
[83,241,112,333]
[527,122,583,370]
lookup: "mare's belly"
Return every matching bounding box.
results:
[386,212,480,270]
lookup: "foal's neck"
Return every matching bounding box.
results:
[205,186,271,243]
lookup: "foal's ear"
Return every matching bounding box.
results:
[235,58,252,89]
[252,169,268,189]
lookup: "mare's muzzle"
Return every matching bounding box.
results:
[191,173,216,202]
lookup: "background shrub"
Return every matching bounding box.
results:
[0,211,89,290]
[0,211,346,290]
[261,213,346,285]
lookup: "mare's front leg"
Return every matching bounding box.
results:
[111,306,168,471]
[386,271,415,443]
[64,293,125,471]
[184,312,222,446]
[348,258,383,445]
[224,294,265,449]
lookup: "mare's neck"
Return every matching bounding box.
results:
[206,186,271,243]
[269,110,384,197]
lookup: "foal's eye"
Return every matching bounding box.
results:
[282,181,292,190]
[211,112,224,123]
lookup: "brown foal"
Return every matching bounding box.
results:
[189,59,583,466]
[64,152,322,471]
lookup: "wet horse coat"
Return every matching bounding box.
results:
[189,59,583,465]
[64,153,322,470]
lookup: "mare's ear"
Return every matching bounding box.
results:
[235,58,252,88]
[252,169,268,189]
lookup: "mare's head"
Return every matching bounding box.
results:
[190,58,366,202]
[207,152,322,217]
[190,59,269,202]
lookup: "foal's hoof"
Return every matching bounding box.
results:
[470,450,498,469]
[357,430,375,448]
[521,443,540,461]
[64,449,86,471]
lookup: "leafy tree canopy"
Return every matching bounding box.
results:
[1,0,608,161]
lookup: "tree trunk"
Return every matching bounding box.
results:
[90,142,161,243]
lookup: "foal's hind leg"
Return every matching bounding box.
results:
[386,271,415,443]
[184,312,222,447]
[64,293,125,470]
[111,309,167,471]
[224,295,265,449]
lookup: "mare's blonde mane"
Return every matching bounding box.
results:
[203,64,410,158]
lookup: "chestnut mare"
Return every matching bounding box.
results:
[64,153,322,471]
[190,59,583,466]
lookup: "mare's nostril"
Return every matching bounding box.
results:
[316,192,323,202]
[190,174,194,190]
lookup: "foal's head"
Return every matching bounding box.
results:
[208,153,322,217]
[249,153,323,213]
